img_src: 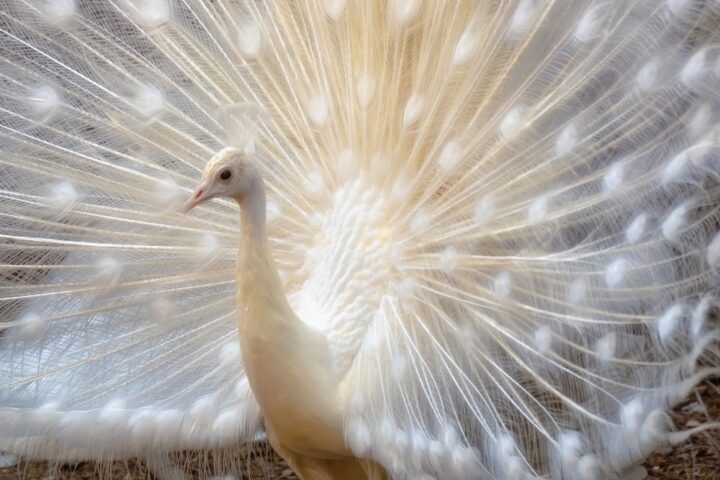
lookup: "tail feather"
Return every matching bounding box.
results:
[0,0,262,462]
[0,1,719,479]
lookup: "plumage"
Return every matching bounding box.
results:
[1,1,719,479]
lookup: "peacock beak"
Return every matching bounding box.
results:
[182,182,211,214]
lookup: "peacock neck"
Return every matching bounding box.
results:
[234,172,347,452]
[236,170,267,242]
[234,173,288,333]
[234,171,288,328]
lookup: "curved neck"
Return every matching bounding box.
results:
[235,167,267,240]
[233,169,346,446]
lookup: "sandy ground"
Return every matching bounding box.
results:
[1,380,718,480]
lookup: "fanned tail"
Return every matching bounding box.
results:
[0,0,263,463]
[0,1,718,479]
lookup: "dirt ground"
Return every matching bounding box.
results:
[1,380,718,480]
[644,380,720,480]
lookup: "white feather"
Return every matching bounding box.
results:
[356,74,376,109]
[453,30,478,66]
[0,3,718,479]
[681,49,707,87]
[556,124,578,157]
[391,0,422,26]
[323,0,346,20]
[403,93,425,127]
[636,59,660,92]
[237,23,262,59]
[626,214,647,244]
[473,194,495,226]
[509,0,540,36]
[500,106,527,139]
[575,4,605,42]
[42,0,76,24]
[708,232,720,269]
[494,271,512,299]
[595,333,616,361]
[438,139,463,172]
[657,305,684,343]
[603,162,624,191]
[127,0,170,28]
[307,94,330,126]
[662,203,689,241]
[606,259,627,287]
[27,84,62,121]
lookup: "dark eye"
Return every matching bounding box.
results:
[219,168,232,181]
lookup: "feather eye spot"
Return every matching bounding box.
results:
[356,74,376,109]
[668,0,693,17]
[556,124,578,157]
[626,214,647,244]
[473,194,495,226]
[681,49,707,87]
[131,84,164,119]
[42,0,76,25]
[494,271,512,299]
[658,305,684,343]
[575,5,605,42]
[128,0,170,28]
[534,326,552,354]
[390,355,408,380]
[509,0,540,36]
[44,181,79,214]
[567,278,587,304]
[662,203,689,241]
[438,139,462,172]
[219,341,242,368]
[150,297,175,323]
[27,84,62,122]
[595,332,616,361]
[323,0,346,20]
[391,0,422,26]
[557,431,584,471]
[94,256,123,290]
[500,106,526,139]
[528,194,548,225]
[636,60,660,92]
[453,30,478,66]
[403,93,424,127]
[605,259,627,287]
[603,162,624,191]
[237,22,262,59]
[307,94,330,126]
[707,232,720,269]
[690,296,712,338]
[439,246,459,273]
[18,312,46,338]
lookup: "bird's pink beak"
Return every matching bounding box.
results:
[182,182,210,214]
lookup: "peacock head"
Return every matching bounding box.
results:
[183,147,258,213]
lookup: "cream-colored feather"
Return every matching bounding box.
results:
[1,1,719,479]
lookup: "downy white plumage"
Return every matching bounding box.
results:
[0,0,719,479]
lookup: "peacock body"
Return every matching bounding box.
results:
[1,0,720,479]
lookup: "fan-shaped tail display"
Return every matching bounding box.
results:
[1,1,719,479]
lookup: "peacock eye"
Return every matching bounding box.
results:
[219,168,232,181]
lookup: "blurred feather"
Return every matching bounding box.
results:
[0,0,719,479]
